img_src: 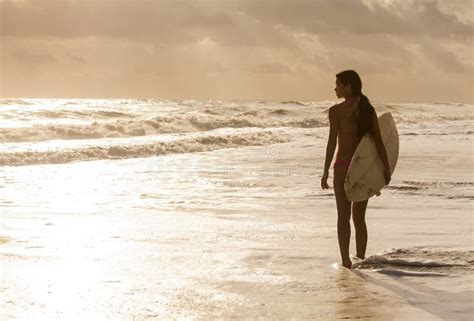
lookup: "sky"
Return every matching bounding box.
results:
[1,0,473,102]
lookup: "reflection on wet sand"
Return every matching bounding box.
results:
[333,268,381,320]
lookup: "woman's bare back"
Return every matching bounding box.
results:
[335,96,361,160]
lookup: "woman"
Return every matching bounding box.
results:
[321,70,391,268]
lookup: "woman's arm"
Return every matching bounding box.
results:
[321,106,338,189]
[372,111,391,182]
[323,106,338,173]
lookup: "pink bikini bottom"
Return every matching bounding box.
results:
[334,159,351,171]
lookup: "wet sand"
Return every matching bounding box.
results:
[1,129,473,320]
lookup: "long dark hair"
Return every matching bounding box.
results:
[336,70,375,140]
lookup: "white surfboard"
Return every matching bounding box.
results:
[344,112,399,202]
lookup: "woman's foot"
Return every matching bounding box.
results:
[342,258,352,269]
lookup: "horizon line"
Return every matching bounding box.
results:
[1,97,472,105]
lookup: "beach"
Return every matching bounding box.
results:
[1,99,473,320]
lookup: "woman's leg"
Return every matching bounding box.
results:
[333,166,352,268]
[352,199,368,259]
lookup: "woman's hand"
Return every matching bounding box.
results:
[384,166,391,185]
[321,171,330,189]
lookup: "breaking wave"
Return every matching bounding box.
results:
[0,130,286,166]
[401,180,474,188]
[384,180,474,200]
[353,246,473,276]
[35,110,135,119]
[0,115,325,143]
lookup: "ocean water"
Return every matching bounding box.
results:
[0,98,473,320]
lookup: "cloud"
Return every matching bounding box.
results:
[1,0,472,101]
[65,53,86,63]
[4,0,470,45]
[249,62,294,74]
[0,0,297,49]
[238,0,472,38]
[418,40,472,73]
[9,49,56,64]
